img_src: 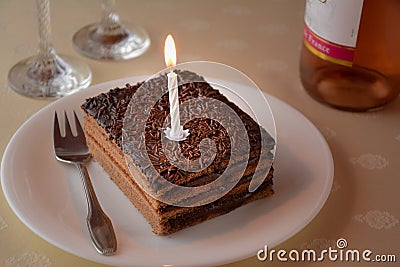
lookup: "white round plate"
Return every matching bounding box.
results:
[1,76,333,267]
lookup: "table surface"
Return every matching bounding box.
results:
[1,0,399,266]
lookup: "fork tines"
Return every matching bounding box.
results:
[53,110,86,143]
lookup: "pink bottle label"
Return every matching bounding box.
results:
[303,0,364,67]
[304,24,355,67]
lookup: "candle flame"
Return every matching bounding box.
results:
[164,34,176,67]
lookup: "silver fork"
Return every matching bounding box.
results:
[53,110,117,255]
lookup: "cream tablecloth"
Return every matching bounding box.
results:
[0,0,399,266]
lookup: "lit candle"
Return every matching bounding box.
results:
[164,34,189,141]
[164,35,180,138]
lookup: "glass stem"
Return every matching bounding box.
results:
[96,0,127,38]
[36,0,54,59]
[101,0,119,27]
[28,0,67,85]
[102,0,116,20]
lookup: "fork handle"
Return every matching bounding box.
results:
[75,163,117,255]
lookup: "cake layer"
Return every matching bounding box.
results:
[85,113,274,235]
[84,113,273,214]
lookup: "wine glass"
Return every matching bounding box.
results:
[72,0,150,60]
[8,0,92,99]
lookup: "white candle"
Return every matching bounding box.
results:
[167,70,180,138]
[163,34,189,141]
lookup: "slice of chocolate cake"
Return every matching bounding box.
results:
[81,70,275,235]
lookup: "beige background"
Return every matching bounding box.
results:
[0,0,399,266]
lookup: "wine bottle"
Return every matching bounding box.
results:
[300,0,400,111]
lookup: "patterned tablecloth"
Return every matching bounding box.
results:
[0,0,399,266]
